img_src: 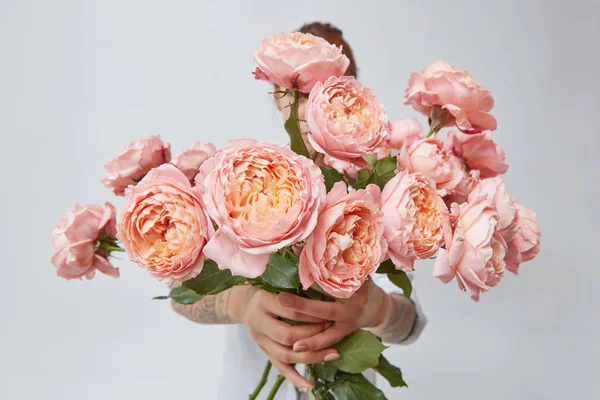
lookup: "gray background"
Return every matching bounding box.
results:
[1,0,598,399]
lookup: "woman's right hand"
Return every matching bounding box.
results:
[232,285,340,391]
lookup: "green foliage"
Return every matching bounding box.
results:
[329,373,387,400]
[153,286,204,305]
[331,330,387,373]
[374,355,407,388]
[376,260,413,298]
[320,166,346,192]
[260,253,300,291]
[182,260,246,295]
[284,90,310,158]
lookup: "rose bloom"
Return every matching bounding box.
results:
[306,76,388,177]
[468,177,518,242]
[447,130,508,178]
[398,137,465,196]
[376,119,424,159]
[118,164,213,282]
[444,169,481,206]
[299,182,386,298]
[381,171,450,271]
[51,202,120,280]
[433,196,507,301]
[505,202,541,274]
[172,141,217,183]
[102,135,171,196]
[404,61,497,133]
[200,139,325,278]
[253,32,350,93]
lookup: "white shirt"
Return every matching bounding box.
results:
[217,273,427,399]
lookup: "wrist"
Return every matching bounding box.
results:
[228,285,257,324]
[363,283,391,329]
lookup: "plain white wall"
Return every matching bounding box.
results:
[1,0,598,399]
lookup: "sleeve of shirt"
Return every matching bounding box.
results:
[371,272,427,345]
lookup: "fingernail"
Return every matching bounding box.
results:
[277,294,293,306]
[324,353,340,362]
[300,386,310,392]
[293,344,307,352]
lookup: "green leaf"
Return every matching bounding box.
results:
[331,330,387,373]
[247,278,280,293]
[320,166,346,192]
[167,286,205,305]
[182,259,246,295]
[370,157,398,189]
[284,90,310,158]
[362,153,378,167]
[388,272,412,298]
[376,260,412,298]
[260,253,300,291]
[350,168,372,190]
[329,373,387,400]
[314,362,339,382]
[374,355,407,388]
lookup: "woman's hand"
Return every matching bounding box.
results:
[275,279,391,352]
[231,285,341,391]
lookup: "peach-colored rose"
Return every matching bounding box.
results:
[299,182,386,298]
[172,141,217,183]
[381,171,450,271]
[444,169,481,206]
[447,130,508,178]
[102,135,171,196]
[253,32,350,93]
[433,197,507,301]
[505,202,541,274]
[398,137,465,196]
[306,76,388,164]
[404,61,497,133]
[200,139,325,278]
[118,164,213,282]
[388,118,425,150]
[468,177,518,242]
[51,202,120,280]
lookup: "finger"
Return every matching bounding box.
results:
[268,355,313,391]
[293,323,355,352]
[258,334,339,365]
[267,319,331,346]
[277,293,344,320]
[266,299,329,324]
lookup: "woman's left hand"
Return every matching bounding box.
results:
[275,279,391,352]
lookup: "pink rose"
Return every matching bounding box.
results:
[404,61,497,133]
[118,164,213,282]
[306,76,388,175]
[444,169,481,206]
[102,135,171,196]
[447,130,508,178]
[388,118,425,150]
[51,202,120,280]
[398,137,465,196]
[381,171,450,271]
[433,197,507,301]
[299,182,386,298]
[505,202,541,274]
[172,141,217,183]
[468,177,518,242]
[253,32,350,93]
[200,140,325,278]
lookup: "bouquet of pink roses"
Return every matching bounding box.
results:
[51,31,541,399]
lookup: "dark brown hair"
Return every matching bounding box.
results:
[298,22,358,78]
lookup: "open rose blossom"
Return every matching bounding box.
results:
[306,76,388,176]
[253,32,350,93]
[468,177,518,242]
[118,164,213,282]
[447,130,508,178]
[404,61,497,133]
[398,137,465,196]
[299,182,386,298]
[200,139,325,278]
[172,141,217,183]
[51,202,120,280]
[102,135,171,196]
[433,196,507,301]
[505,202,541,274]
[381,171,450,271]
[444,169,481,206]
